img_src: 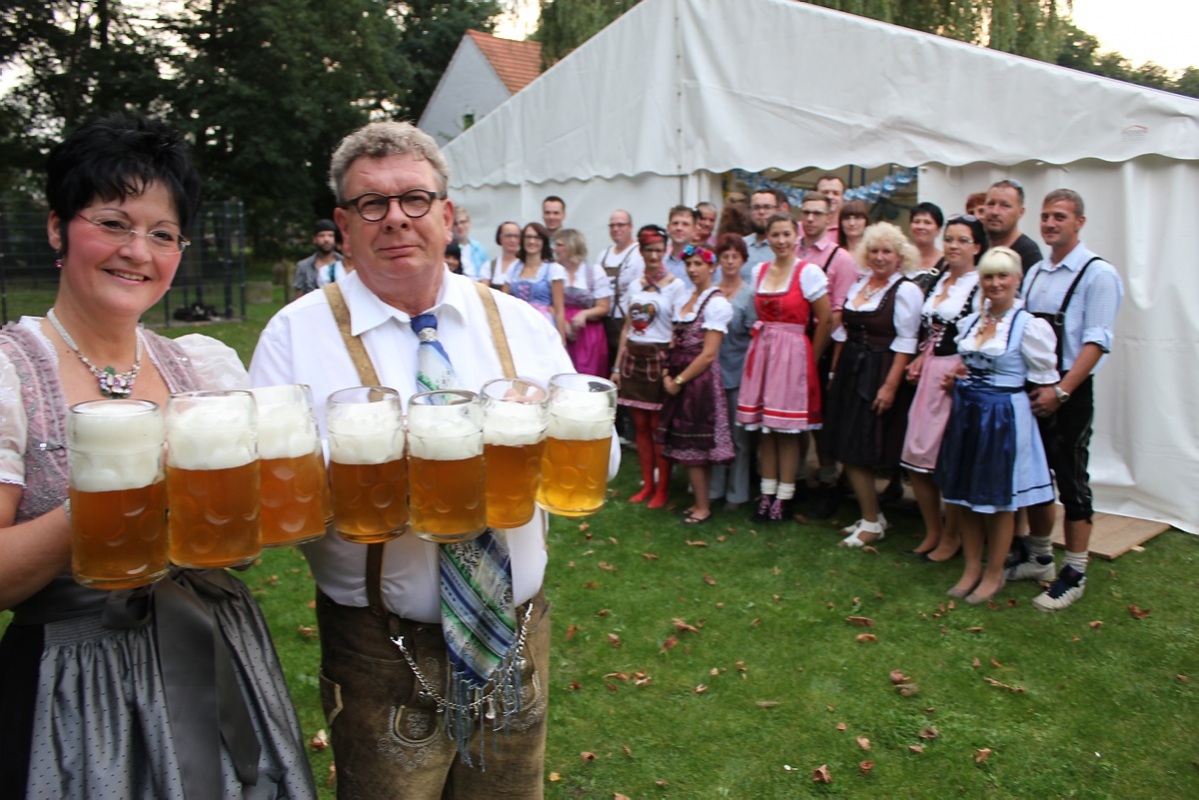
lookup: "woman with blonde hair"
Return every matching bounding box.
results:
[554,228,611,376]
[824,221,922,547]
[937,246,1058,603]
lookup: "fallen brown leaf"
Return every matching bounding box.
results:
[990,657,1004,668]
[660,635,678,653]
[581,751,596,762]
[608,536,618,545]
[846,615,875,627]
[812,764,832,784]
[983,676,1026,693]
[597,608,610,616]
[703,574,717,586]
[836,722,848,731]
[889,669,911,684]
[1089,620,1104,629]
[918,726,940,740]
[673,617,701,634]
[693,684,708,694]
[297,625,318,639]
[607,633,622,648]
[604,672,629,681]
[856,736,871,751]
[686,539,709,547]
[605,683,618,692]
[597,562,617,572]
[749,618,761,627]
[975,748,993,764]
[1128,604,1152,620]
[307,600,316,609]
[308,729,329,751]
[327,764,336,787]
[1178,674,1189,683]
[584,581,600,589]
[655,780,669,787]
[972,657,982,668]
[897,683,920,697]
[856,633,878,643]
[578,522,590,532]
[565,625,579,641]
[859,760,875,776]
[622,744,632,757]
[908,745,925,754]
[861,545,879,554]
[568,680,582,690]
[967,626,984,633]
[642,553,659,560]
[548,772,562,782]
[756,700,780,708]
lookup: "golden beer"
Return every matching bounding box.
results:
[259,452,328,546]
[484,441,547,528]
[167,462,262,569]
[67,399,168,590]
[70,481,168,590]
[536,435,613,517]
[165,390,262,569]
[536,374,616,517]
[316,454,333,522]
[409,454,486,543]
[253,385,327,547]
[328,458,410,544]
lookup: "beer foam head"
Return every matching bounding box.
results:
[327,401,404,465]
[546,389,613,441]
[408,413,484,460]
[252,386,318,460]
[483,400,546,446]
[166,396,257,469]
[68,401,163,491]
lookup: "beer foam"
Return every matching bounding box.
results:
[166,400,257,470]
[483,400,546,447]
[69,402,163,491]
[408,413,484,460]
[546,390,613,441]
[253,387,318,460]
[327,402,404,465]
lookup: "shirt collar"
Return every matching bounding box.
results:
[1047,242,1089,272]
[339,267,469,337]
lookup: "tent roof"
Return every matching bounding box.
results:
[444,0,1199,189]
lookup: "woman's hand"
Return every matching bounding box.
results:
[940,365,966,391]
[906,353,925,384]
[872,382,897,414]
[663,374,682,396]
[609,369,622,388]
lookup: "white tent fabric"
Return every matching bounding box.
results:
[443,0,1199,533]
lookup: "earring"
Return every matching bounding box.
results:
[55,255,63,269]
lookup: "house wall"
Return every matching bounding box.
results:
[419,39,511,147]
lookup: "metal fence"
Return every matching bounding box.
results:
[0,200,248,326]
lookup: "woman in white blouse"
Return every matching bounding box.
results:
[824,222,923,547]
[554,228,612,377]
[935,247,1058,604]
[488,220,522,288]
[900,215,987,562]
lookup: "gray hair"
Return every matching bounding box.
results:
[328,121,449,204]
[857,221,920,275]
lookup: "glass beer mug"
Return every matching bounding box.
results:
[536,374,616,517]
[407,389,486,543]
[481,377,548,529]
[325,386,408,544]
[252,384,327,547]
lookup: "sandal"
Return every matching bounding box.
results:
[839,519,885,548]
[840,512,888,537]
[680,512,712,526]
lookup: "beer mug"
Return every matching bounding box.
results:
[252,384,327,547]
[536,374,616,517]
[165,390,261,569]
[67,399,168,590]
[326,386,408,544]
[407,389,486,543]
[481,378,548,529]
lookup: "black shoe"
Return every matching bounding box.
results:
[807,484,840,520]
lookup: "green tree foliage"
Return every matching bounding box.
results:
[393,0,502,120]
[534,0,640,66]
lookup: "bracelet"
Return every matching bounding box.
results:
[674,375,686,386]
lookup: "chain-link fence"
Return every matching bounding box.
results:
[0,200,248,326]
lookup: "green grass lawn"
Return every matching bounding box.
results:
[3,295,1197,798]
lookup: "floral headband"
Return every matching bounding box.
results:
[682,244,716,264]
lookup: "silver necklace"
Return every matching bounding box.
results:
[862,280,889,301]
[47,307,143,399]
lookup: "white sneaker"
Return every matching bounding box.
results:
[1031,565,1087,612]
[1005,553,1056,582]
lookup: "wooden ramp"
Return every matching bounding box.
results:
[1047,506,1173,560]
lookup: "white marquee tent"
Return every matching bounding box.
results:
[443,0,1199,534]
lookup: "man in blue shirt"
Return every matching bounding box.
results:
[452,206,491,282]
[1007,189,1124,612]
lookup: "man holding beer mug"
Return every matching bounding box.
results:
[250,120,619,797]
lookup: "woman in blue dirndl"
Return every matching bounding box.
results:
[936,247,1059,604]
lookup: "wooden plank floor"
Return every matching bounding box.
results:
[1046,505,1172,560]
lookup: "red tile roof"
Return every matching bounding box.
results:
[466,29,542,95]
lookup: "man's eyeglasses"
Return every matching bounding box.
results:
[342,189,445,222]
[77,215,189,255]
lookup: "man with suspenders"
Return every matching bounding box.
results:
[1007,189,1124,612]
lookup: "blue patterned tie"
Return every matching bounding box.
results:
[410,314,518,713]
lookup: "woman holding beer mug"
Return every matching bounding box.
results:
[0,115,314,797]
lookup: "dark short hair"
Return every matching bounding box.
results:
[766,213,797,233]
[816,174,845,192]
[518,222,555,262]
[445,240,461,259]
[750,187,788,208]
[314,219,337,234]
[713,232,748,261]
[542,195,566,211]
[800,193,831,211]
[1043,188,1085,217]
[944,215,990,264]
[46,113,202,249]
[495,220,520,245]
[912,201,944,229]
[668,204,696,223]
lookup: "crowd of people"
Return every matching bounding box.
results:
[0,111,1122,799]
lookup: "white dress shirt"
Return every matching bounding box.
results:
[249,269,619,621]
